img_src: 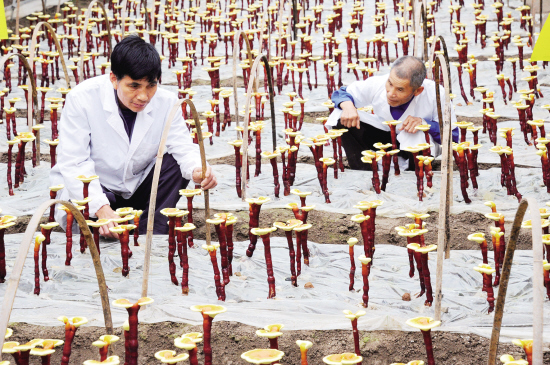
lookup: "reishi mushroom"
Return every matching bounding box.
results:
[190,304,226,365]
[58,316,88,365]
[343,310,366,358]
[251,227,278,298]
[405,317,441,365]
[296,340,313,365]
[241,349,285,364]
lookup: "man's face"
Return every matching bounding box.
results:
[385,69,423,107]
[110,72,158,112]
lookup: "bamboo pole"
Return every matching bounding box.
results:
[487,198,544,365]
[432,53,453,322]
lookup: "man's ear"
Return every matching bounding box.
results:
[413,86,424,97]
[109,72,118,90]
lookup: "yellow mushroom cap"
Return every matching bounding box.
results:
[181,332,203,343]
[179,189,202,197]
[405,212,430,220]
[14,339,44,351]
[241,349,285,364]
[511,339,533,350]
[174,223,196,232]
[485,212,503,221]
[474,263,496,275]
[250,227,277,236]
[405,317,441,331]
[347,237,358,246]
[57,316,88,327]
[273,221,300,231]
[49,184,65,192]
[322,352,363,364]
[112,297,154,308]
[343,310,366,320]
[86,219,110,228]
[245,196,271,205]
[358,255,371,265]
[290,189,312,197]
[5,328,13,339]
[296,340,313,350]
[174,336,198,350]
[2,341,20,354]
[351,214,370,223]
[109,224,136,234]
[160,208,181,217]
[40,222,60,230]
[75,175,99,183]
[154,350,189,364]
[499,354,528,364]
[190,304,227,318]
[293,223,312,232]
[83,356,120,365]
[30,348,55,356]
[467,232,486,243]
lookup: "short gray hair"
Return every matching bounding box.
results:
[390,56,426,90]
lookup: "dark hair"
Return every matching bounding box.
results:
[111,35,161,83]
[391,56,426,90]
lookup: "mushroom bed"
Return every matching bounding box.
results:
[1,232,548,340]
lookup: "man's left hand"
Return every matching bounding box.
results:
[399,116,423,133]
[192,166,217,190]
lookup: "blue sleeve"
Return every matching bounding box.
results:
[425,120,459,144]
[332,86,356,109]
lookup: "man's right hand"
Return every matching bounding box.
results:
[95,205,120,239]
[339,101,361,129]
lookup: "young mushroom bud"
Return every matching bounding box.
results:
[405,317,441,365]
[296,340,313,365]
[256,324,284,350]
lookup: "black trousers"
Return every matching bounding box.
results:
[336,121,414,171]
[102,154,189,234]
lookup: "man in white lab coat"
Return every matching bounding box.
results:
[328,56,458,170]
[50,36,216,237]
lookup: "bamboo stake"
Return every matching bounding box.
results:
[487,198,544,365]
[0,199,113,361]
[141,99,211,298]
[432,54,452,322]
[78,1,114,82]
[240,55,277,200]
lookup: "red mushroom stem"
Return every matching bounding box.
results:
[208,247,225,301]
[389,125,400,175]
[420,329,436,365]
[213,220,230,285]
[349,244,355,291]
[351,317,361,356]
[246,203,262,257]
[34,237,41,295]
[167,216,179,285]
[484,272,495,313]
[201,311,214,365]
[269,158,280,198]
[65,210,73,266]
[284,230,297,287]
[260,232,276,299]
[186,196,195,248]
[124,303,142,365]
[360,259,370,307]
[60,320,80,365]
[421,252,433,306]
[7,142,15,196]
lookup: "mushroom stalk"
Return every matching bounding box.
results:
[246,203,262,257]
[420,329,436,365]
[0,228,7,283]
[33,235,44,295]
[351,318,361,357]
[60,321,80,365]
[349,244,355,291]
[65,210,74,266]
[260,232,276,299]
[167,215,179,285]
[213,220,230,285]
[201,311,214,365]
[207,246,225,301]
[124,303,142,365]
[360,258,370,307]
[284,230,297,287]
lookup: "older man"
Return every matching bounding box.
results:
[328,56,458,170]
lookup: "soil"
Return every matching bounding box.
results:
[0,151,51,163]
[7,321,546,364]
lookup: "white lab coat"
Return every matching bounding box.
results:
[50,75,202,225]
[327,74,457,152]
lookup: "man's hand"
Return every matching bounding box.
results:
[339,101,361,129]
[192,166,217,190]
[95,205,120,239]
[399,116,423,133]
